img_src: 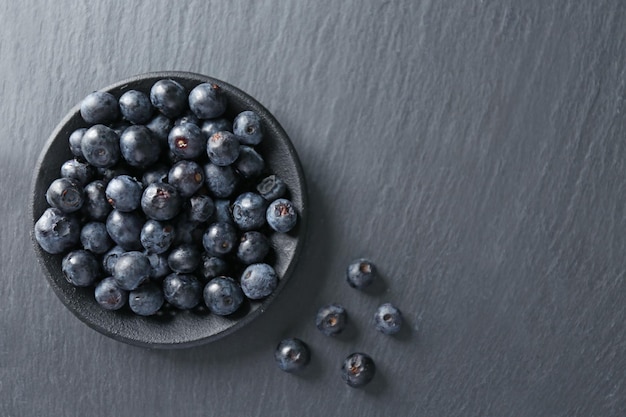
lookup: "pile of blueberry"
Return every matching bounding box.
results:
[34,79,298,317]
[274,259,404,388]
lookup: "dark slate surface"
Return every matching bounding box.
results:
[2,1,626,415]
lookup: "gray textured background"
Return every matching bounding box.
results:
[2,1,626,416]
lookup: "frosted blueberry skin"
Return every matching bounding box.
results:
[105,210,144,251]
[374,303,403,335]
[82,180,111,221]
[203,276,244,316]
[118,89,153,124]
[202,222,238,256]
[147,253,172,281]
[146,113,174,149]
[266,198,297,233]
[274,338,310,373]
[315,304,348,337]
[94,277,128,311]
[150,79,187,119]
[34,208,81,254]
[188,82,227,120]
[207,131,240,166]
[142,164,169,186]
[187,195,215,223]
[256,175,287,202]
[62,249,100,287]
[80,221,113,254]
[163,273,203,310]
[140,219,175,254]
[213,199,234,224]
[237,231,270,265]
[45,177,84,213]
[141,182,182,221]
[240,263,278,300]
[81,124,120,168]
[80,91,119,124]
[198,254,229,281]
[119,125,160,168]
[129,282,164,316]
[105,175,142,212]
[234,146,264,179]
[201,118,232,139]
[203,163,239,199]
[232,192,268,231]
[168,160,204,198]
[102,245,125,275]
[113,251,151,291]
[233,110,263,145]
[68,128,87,159]
[167,244,202,274]
[346,258,376,289]
[341,353,376,388]
[60,159,95,185]
[168,123,206,161]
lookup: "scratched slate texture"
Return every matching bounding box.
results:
[1,0,626,416]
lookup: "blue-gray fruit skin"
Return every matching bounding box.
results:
[374,303,403,335]
[119,125,160,168]
[97,165,132,185]
[266,198,297,233]
[167,244,201,273]
[83,180,111,221]
[171,212,201,245]
[341,353,376,388]
[111,121,131,137]
[203,276,244,315]
[203,222,237,256]
[102,245,125,275]
[201,118,232,139]
[213,199,234,224]
[34,208,81,254]
[147,253,171,280]
[175,110,201,127]
[163,273,202,310]
[346,258,376,289]
[142,164,169,186]
[80,91,119,124]
[105,175,142,212]
[81,125,120,168]
[168,160,204,198]
[94,277,128,310]
[274,338,310,373]
[129,282,164,316]
[146,114,174,149]
[188,195,215,223]
[199,254,228,281]
[257,175,287,202]
[80,221,113,254]
[237,231,270,265]
[168,123,206,160]
[188,83,227,119]
[60,159,95,185]
[207,131,240,166]
[62,250,100,287]
[119,90,153,124]
[141,182,182,221]
[232,192,268,231]
[113,251,151,291]
[235,146,264,179]
[150,79,186,119]
[45,178,84,213]
[203,163,239,198]
[240,263,278,300]
[140,219,175,254]
[106,210,144,250]
[233,111,263,145]
[315,304,348,336]
[68,128,87,158]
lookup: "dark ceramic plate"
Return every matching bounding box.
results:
[30,71,307,349]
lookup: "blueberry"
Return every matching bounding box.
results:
[142,164,169,186]
[141,182,182,221]
[233,111,263,145]
[237,231,270,265]
[102,245,125,275]
[232,192,268,231]
[113,251,151,291]
[316,304,348,336]
[119,90,153,124]
[207,131,240,166]
[163,273,203,309]
[257,175,287,201]
[203,163,239,198]
[240,263,278,300]
[199,254,229,281]
[188,194,215,223]
[171,212,201,245]
[188,83,227,119]
[168,123,206,160]
[81,124,120,168]
[82,180,111,221]
[45,178,84,213]
[94,277,128,310]
[213,199,234,224]
[80,221,113,254]
[62,249,100,287]
[97,164,132,184]
[167,244,201,273]
[346,258,376,289]
[146,113,174,148]
[147,253,172,280]
[80,91,119,124]
[140,220,175,254]
[341,353,376,388]
[266,198,297,233]
[234,146,264,179]
[129,282,164,316]
[150,79,186,118]
[119,125,160,168]
[110,121,131,137]
[105,210,144,250]
[68,128,87,159]
[201,118,232,138]
[203,276,244,315]
[374,303,403,335]
[174,110,201,127]
[168,160,204,198]
[105,175,142,212]
[274,338,310,373]
[60,159,94,185]
[202,222,237,256]
[34,208,80,254]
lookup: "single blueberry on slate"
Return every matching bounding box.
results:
[150,79,187,118]
[129,282,164,316]
[240,263,278,300]
[34,208,81,254]
[94,277,128,311]
[266,198,297,233]
[45,178,84,213]
[202,222,237,256]
[146,113,174,149]
[274,338,311,373]
[199,254,229,281]
[102,245,125,275]
[83,180,111,221]
[119,125,160,168]
[341,353,376,388]
[147,253,171,280]
[234,146,264,179]
[119,89,153,124]
[80,91,119,124]
[163,273,203,310]
[257,175,287,202]
[141,182,182,221]
[167,244,201,273]
[346,258,376,290]
[81,124,120,168]
[237,231,270,265]
[207,131,240,166]
[203,163,239,199]
[105,210,144,250]
[168,160,204,198]
[80,221,113,254]
[232,192,268,231]
[113,251,151,291]
[201,118,232,139]
[233,111,263,145]
[142,164,169,186]
[203,276,244,316]
[140,219,175,254]
[188,83,227,119]
[187,194,215,223]
[315,304,348,336]
[105,175,142,212]
[374,303,403,335]
[60,159,95,185]
[68,128,87,159]
[62,250,100,287]
[168,123,206,160]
